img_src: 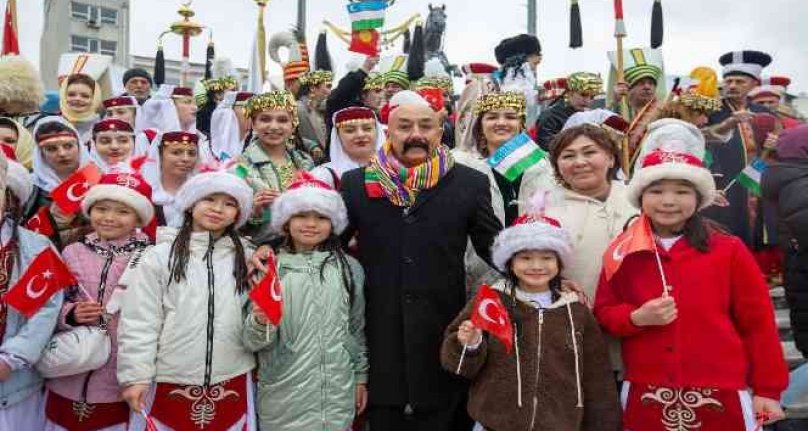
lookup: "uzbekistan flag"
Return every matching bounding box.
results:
[736,158,767,196]
[347,1,387,56]
[486,132,546,182]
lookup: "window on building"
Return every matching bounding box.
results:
[70,35,90,52]
[99,8,118,25]
[100,40,117,56]
[70,2,90,20]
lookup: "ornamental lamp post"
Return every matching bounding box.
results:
[165,2,205,87]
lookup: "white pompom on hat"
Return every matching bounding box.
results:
[491,194,573,272]
[81,172,154,226]
[628,119,715,210]
[6,159,32,205]
[270,171,348,234]
[174,171,254,228]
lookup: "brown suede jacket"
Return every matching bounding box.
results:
[441,289,621,431]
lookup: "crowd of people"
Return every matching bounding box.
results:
[0,24,804,431]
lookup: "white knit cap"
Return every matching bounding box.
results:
[174,171,254,228]
[6,159,33,205]
[389,90,429,109]
[628,119,715,209]
[81,173,154,226]
[491,214,573,273]
[270,172,348,234]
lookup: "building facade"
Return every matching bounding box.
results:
[40,0,130,90]
[130,55,249,89]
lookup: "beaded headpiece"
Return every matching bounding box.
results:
[363,73,384,91]
[473,92,527,118]
[301,70,334,87]
[334,106,376,128]
[566,72,603,95]
[204,76,239,93]
[414,76,454,93]
[677,91,722,114]
[244,91,299,127]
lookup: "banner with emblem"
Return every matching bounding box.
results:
[3,247,76,317]
[50,163,103,215]
[25,206,56,237]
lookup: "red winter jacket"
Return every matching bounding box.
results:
[594,232,789,400]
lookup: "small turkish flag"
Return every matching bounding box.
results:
[602,214,655,281]
[25,206,55,237]
[470,284,514,353]
[3,247,75,318]
[2,0,19,56]
[248,249,283,325]
[50,163,102,215]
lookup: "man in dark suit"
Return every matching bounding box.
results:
[339,91,501,430]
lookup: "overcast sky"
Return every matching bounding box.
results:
[8,0,808,94]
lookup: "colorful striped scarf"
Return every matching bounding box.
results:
[364,141,454,207]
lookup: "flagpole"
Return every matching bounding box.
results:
[255,0,269,84]
[613,0,631,175]
[722,177,738,194]
[455,344,467,374]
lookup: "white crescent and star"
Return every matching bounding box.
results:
[611,234,634,262]
[269,277,282,302]
[65,181,91,202]
[25,270,53,299]
[478,298,505,326]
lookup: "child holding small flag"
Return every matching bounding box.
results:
[242,172,367,431]
[42,171,153,431]
[594,119,789,429]
[117,171,257,431]
[0,150,66,429]
[440,207,619,431]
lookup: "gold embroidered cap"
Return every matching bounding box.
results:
[414,76,454,93]
[473,92,527,118]
[677,91,722,114]
[363,73,384,91]
[245,91,299,127]
[566,72,603,95]
[301,70,334,87]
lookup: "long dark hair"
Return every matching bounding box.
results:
[168,213,249,294]
[281,232,356,305]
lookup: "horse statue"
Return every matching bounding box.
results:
[424,4,461,77]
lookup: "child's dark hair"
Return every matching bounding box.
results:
[168,213,249,294]
[282,232,356,305]
[638,179,729,252]
[502,250,564,338]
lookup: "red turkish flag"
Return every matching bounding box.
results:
[602,214,656,281]
[50,163,103,215]
[25,206,55,237]
[2,0,19,56]
[3,247,76,318]
[248,249,283,325]
[470,284,514,353]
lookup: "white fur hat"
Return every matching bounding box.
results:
[628,119,715,210]
[491,214,573,272]
[174,171,254,228]
[6,159,33,205]
[81,173,154,226]
[270,172,348,234]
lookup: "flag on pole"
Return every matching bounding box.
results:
[347,0,387,56]
[25,206,55,237]
[50,163,103,215]
[2,0,19,55]
[736,158,768,196]
[3,247,76,317]
[248,4,268,93]
[602,214,655,281]
[486,132,547,182]
[470,284,513,353]
[613,0,627,37]
[248,249,283,325]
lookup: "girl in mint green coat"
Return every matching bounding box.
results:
[244,173,367,431]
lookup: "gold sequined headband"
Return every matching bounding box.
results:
[204,76,239,93]
[677,91,722,114]
[414,76,454,93]
[473,92,527,118]
[566,72,603,95]
[363,73,384,91]
[301,70,334,87]
[245,91,300,127]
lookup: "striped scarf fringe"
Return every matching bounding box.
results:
[364,142,454,207]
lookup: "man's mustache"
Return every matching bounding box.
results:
[403,140,430,152]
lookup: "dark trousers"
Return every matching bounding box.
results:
[367,400,473,431]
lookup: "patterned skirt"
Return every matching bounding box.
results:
[44,390,129,431]
[621,381,758,431]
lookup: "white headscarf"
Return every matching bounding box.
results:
[32,116,92,192]
[209,91,243,160]
[135,84,198,134]
[321,107,384,178]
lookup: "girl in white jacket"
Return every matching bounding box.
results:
[117,171,257,431]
